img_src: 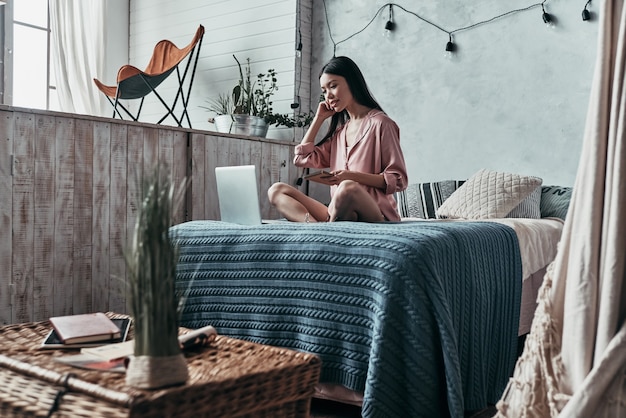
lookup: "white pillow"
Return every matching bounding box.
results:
[436,169,543,219]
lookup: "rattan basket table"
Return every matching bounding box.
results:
[0,313,321,417]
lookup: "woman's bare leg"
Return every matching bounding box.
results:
[328,180,384,222]
[267,182,330,222]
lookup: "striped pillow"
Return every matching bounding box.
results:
[506,185,542,218]
[397,180,465,219]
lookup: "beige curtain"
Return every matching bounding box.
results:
[496,0,626,416]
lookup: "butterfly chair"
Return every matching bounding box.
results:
[93,25,204,128]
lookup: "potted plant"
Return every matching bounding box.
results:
[124,168,189,389]
[202,55,313,137]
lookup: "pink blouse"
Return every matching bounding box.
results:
[294,109,408,221]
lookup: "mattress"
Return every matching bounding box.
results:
[490,217,563,335]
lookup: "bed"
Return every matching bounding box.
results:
[171,217,562,417]
[171,170,570,417]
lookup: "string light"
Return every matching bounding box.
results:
[320,1,575,58]
[384,5,395,38]
[445,34,456,59]
[541,3,555,28]
[582,0,591,21]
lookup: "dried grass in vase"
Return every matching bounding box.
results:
[124,168,189,389]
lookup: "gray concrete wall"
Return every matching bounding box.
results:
[309,0,599,187]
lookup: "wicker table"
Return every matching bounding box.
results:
[0,313,321,417]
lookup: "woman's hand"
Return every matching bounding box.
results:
[329,170,351,184]
[330,171,387,190]
[314,100,336,122]
[300,101,336,146]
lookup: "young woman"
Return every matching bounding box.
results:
[267,56,408,222]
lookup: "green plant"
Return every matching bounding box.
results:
[125,168,188,358]
[234,56,278,118]
[202,92,232,116]
[264,110,315,128]
[200,55,275,117]
[201,54,314,128]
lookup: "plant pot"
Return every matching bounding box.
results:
[213,114,269,137]
[125,353,189,389]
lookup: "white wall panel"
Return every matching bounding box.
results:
[128,0,305,139]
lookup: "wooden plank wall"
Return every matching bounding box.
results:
[189,131,297,221]
[0,107,297,325]
[0,111,13,325]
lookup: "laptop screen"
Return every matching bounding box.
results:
[214,165,263,225]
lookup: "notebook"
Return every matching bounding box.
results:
[215,165,264,225]
[48,312,122,345]
[41,317,131,349]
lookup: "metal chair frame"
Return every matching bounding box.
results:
[94,25,204,128]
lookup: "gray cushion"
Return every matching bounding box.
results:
[506,185,542,219]
[540,185,573,219]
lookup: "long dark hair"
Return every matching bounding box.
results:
[317,56,383,145]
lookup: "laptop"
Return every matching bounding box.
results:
[215,165,264,225]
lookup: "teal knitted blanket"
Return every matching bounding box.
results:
[172,220,521,418]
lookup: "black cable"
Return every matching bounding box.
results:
[334,4,389,49]
[293,0,303,110]
[451,2,545,35]
[321,0,337,56]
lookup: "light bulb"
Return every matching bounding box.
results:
[444,40,456,60]
[383,5,395,39]
[542,11,555,28]
[582,8,590,21]
[383,21,395,38]
[443,36,456,60]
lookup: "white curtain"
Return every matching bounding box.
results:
[49,0,107,116]
[496,0,626,416]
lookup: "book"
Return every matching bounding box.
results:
[41,317,131,349]
[80,325,218,362]
[55,354,127,373]
[48,312,123,345]
[56,325,219,374]
[81,340,135,361]
[304,170,336,185]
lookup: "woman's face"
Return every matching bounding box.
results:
[320,73,353,113]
